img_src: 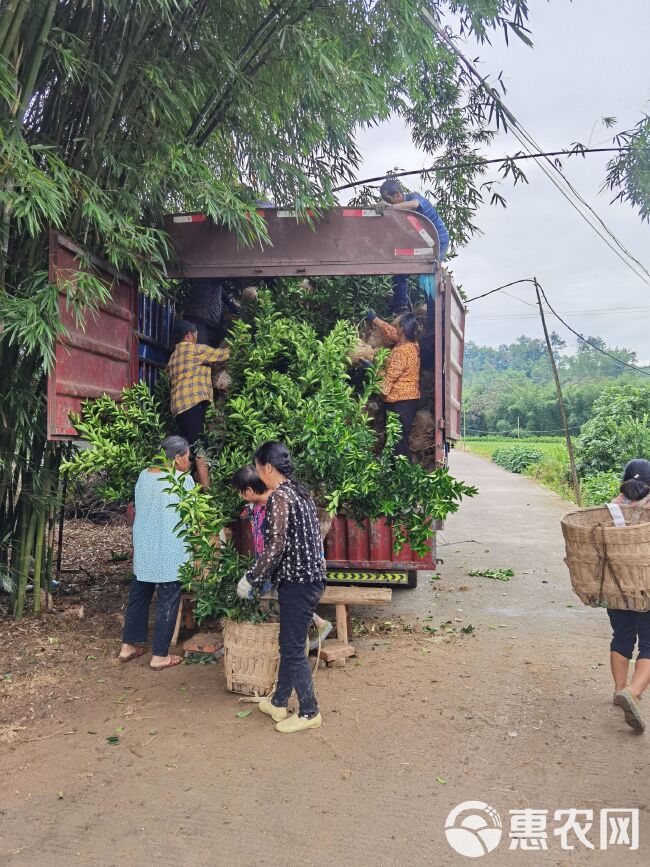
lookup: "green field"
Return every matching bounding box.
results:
[461,437,575,501]
[462,438,565,460]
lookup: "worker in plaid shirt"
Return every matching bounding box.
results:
[167,320,229,488]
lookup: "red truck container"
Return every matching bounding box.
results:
[47,208,465,587]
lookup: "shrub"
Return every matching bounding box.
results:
[575,383,650,476]
[492,446,543,473]
[582,472,621,506]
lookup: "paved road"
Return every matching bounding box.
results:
[389,448,579,622]
[2,450,647,866]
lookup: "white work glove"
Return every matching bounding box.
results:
[237,576,253,600]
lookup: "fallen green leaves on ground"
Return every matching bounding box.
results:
[468,568,515,581]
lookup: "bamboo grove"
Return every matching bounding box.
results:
[0,0,534,618]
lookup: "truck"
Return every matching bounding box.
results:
[47,207,466,587]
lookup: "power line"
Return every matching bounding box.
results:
[333,146,628,192]
[536,282,650,377]
[466,278,536,303]
[417,11,650,285]
[465,276,650,376]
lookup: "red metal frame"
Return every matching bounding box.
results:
[47,231,138,440]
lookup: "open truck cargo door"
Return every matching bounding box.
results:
[443,273,466,445]
[46,231,137,439]
[163,207,440,278]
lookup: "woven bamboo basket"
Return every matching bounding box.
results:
[561,505,650,611]
[222,620,280,696]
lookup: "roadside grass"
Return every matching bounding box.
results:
[462,438,575,502]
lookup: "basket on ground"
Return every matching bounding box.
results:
[561,505,650,611]
[222,620,280,696]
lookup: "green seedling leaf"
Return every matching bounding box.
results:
[429,573,442,581]
[111,550,130,562]
[468,568,514,581]
[436,777,447,785]
[85,655,97,661]
[106,735,120,745]
[115,726,124,733]
[461,625,475,634]
[235,710,252,718]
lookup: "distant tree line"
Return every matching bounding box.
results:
[463,333,649,436]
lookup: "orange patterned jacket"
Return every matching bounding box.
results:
[375,320,421,403]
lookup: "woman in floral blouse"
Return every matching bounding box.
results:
[367,310,421,460]
[236,442,326,734]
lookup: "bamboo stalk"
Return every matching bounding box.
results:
[31,506,47,614]
[13,496,37,620]
[0,0,28,61]
[0,0,20,56]
[0,0,29,60]
[17,0,58,119]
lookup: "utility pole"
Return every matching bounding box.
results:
[534,279,581,505]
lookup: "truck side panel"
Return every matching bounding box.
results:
[47,232,137,439]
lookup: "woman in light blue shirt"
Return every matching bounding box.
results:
[119,436,195,671]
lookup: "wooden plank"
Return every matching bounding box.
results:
[335,604,348,644]
[319,639,355,662]
[321,586,391,606]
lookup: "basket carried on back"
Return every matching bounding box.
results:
[222,620,280,696]
[561,504,650,611]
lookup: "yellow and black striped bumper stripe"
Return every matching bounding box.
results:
[327,571,409,584]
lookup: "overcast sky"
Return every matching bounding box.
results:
[348,0,649,359]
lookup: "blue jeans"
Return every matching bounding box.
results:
[273,580,325,716]
[608,609,650,660]
[122,579,182,657]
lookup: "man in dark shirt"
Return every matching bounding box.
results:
[378,179,450,314]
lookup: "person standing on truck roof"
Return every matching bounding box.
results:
[366,310,421,461]
[182,278,240,347]
[167,320,229,489]
[377,179,449,315]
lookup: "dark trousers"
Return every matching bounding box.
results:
[392,275,410,312]
[122,579,183,657]
[608,609,650,660]
[175,400,208,453]
[273,580,325,716]
[386,399,419,461]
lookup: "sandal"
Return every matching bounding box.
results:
[151,655,183,671]
[118,647,146,663]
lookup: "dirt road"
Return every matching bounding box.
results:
[1,451,647,866]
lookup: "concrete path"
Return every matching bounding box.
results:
[2,450,648,866]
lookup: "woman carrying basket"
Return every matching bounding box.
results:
[608,459,650,732]
[236,442,326,733]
